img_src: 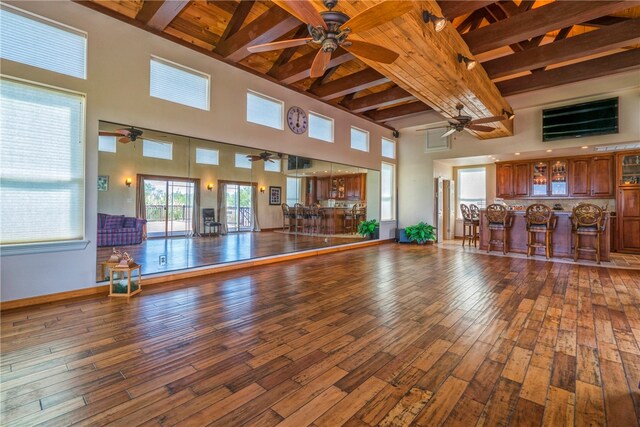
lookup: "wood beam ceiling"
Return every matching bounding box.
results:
[365,101,432,122]
[311,68,389,100]
[271,48,354,84]
[463,1,640,54]
[142,0,190,31]
[342,86,415,113]
[438,1,496,20]
[217,0,255,44]
[496,48,640,96]
[482,19,640,79]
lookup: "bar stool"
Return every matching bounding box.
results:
[460,204,478,247]
[354,203,367,227]
[292,203,305,233]
[343,206,355,234]
[486,204,510,254]
[571,203,606,264]
[470,204,481,245]
[281,203,292,231]
[525,204,556,259]
[305,203,321,234]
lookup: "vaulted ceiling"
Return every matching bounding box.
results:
[77,0,640,138]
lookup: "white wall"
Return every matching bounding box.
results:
[397,72,640,229]
[0,0,396,302]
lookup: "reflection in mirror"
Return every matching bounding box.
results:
[97,121,379,282]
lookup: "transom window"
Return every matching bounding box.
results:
[150,56,210,110]
[308,112,334,142]
[143,139,173,160]
[264,159,281,173]
[246,91,283,130]
[381,137,395,159]
[235,153,252,169]
[350,127,369,152]
[98,135,117,153]
[195,147,219,165]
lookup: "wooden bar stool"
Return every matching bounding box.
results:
[343,206,355,234]
[486,204,511,254]
[470,204,481,245]
[525,204,556,259]
[460,204,478,247]
[292,203,305,233]
[571,203,606,264]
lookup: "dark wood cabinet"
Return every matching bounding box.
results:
[315,174,365,201]
[617,187,640,253]
[496,164,514,197]
[514,163,529,197]
[570,158,591,197]
[591,156,614,197]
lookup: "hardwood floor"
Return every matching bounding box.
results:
[3,244,640,426]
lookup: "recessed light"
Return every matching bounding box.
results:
[546,149,552,152]
[515,152,520,155]
[581,146,588,149]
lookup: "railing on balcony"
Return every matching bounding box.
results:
[145,204,193,235]
[226,206,252,230]
[145,204,191,222]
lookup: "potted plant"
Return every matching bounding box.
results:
[357,219,380,239]
[404,222,436,245]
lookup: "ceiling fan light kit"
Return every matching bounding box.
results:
[422,11,446,33]
[457,54,477,71]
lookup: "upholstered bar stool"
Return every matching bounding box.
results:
[292,203,305,233]
[460,204,478,247]
[525,204,556,259]
[305,203,321,234]
[470,204,481,246]
[281,203,292,231]
[571,203,606,264]
[486,204,511,254]
[343,206,355,234]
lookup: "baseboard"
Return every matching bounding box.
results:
[1,239,388,311]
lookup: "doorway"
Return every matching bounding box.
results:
[225,184,253,232]
[142,178,195,238]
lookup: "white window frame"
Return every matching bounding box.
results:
[246,90,284,130]
[98,135,117,153]
[457,166,487,219]
[381,162,396,221]
[381,137,396,159]
[0,4,88,79]
[350,126,369,152]
[0,77,88,254]
[235,153,252,169]
[195,147,219,165]
[149,55,210,111]
[264,158,281,173]
[308,111,334,143]
[143,139,173,160]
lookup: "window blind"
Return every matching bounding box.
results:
[308,112,333,142]
[381,163,395,221]
[150,57,210,110]
[0,5,87,79]
[351,127,369,152]
[246,91,283,130]
[0,78,85,245]
[143,139,173,160]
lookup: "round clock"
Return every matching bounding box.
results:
[287,106,308,134]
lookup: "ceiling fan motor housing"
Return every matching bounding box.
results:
[309,10,351,52]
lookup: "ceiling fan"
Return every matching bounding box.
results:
[439,104,508,138]
[247,151,286,162]
[247,0,414,78]
[99,127,144,144]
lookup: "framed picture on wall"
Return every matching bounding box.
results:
[269,186,281,205]
[98,175,109,191]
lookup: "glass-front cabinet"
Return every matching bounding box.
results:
[532,161,548,196]
[550,160,568,196]
[620,152,640,185]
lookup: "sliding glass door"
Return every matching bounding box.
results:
[225,184,252,232]
[144,178,195,237]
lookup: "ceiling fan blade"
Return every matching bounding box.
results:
[467,124,496,132]
[344,1,414,34]
[99,132,122,137]
[470,115,506,125]
[267,159,275,163]
[448,118,462,125]
[310,49,331,78]
[115,128,132,136]
[441,128,457,138]
[248,38,313,53]
[344,40,399,64]
[272,0,327,29]
[118,137,131,144]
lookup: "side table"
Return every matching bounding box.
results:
[109,263,142,297]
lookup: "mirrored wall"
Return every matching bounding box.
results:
[96,121,380,281]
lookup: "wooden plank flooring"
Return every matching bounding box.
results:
[2,244,640,426]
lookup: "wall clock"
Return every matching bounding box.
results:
[287,106,307,134]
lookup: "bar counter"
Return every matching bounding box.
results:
[478,209,610,262]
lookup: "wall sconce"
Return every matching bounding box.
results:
[422,11,446,32]
[457,53,477,70]
[260,186,266,193]
[502,109,515,120]
[207,183,214,191]
[125,178,132,187]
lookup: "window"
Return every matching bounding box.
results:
[350,127,369,152]
[308,112,333,142]
[150,56,210,110]
[246,91,283,130]
[1,78,85,245]
[235,153,252,169]
[195,147,219,165]
[458,167,486,218]
[98,135,116,153]
[286,177,301,206]
[264,159,281,173]
[143,140,173,160]
[381,137,395,159]
[381,163,395,221]
[0,4,87,79]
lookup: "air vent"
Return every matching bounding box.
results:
[425,127,451,152]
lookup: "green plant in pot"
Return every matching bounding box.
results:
[404,222,436,244]
[357,219,379,239]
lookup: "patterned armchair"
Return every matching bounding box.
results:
[97,213,146,247]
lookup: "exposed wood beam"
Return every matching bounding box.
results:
[484,4,525,52]
[144,0,190,31]
[342,86,415,113]
[215,6,300,62]
[309,66,341,91]
[496,49,640,96]
[365,102,432,122]
[310,68,389,101]
[438,1,496,20]
[464,1,639,54]
[554,27,573,43]
[585,16,630,27]
[217,0,255,44]
[456,9,484,33]
[135,0,164,24]
[267,25,309,76]
[483,19,640,79]
[271,48,354,84]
